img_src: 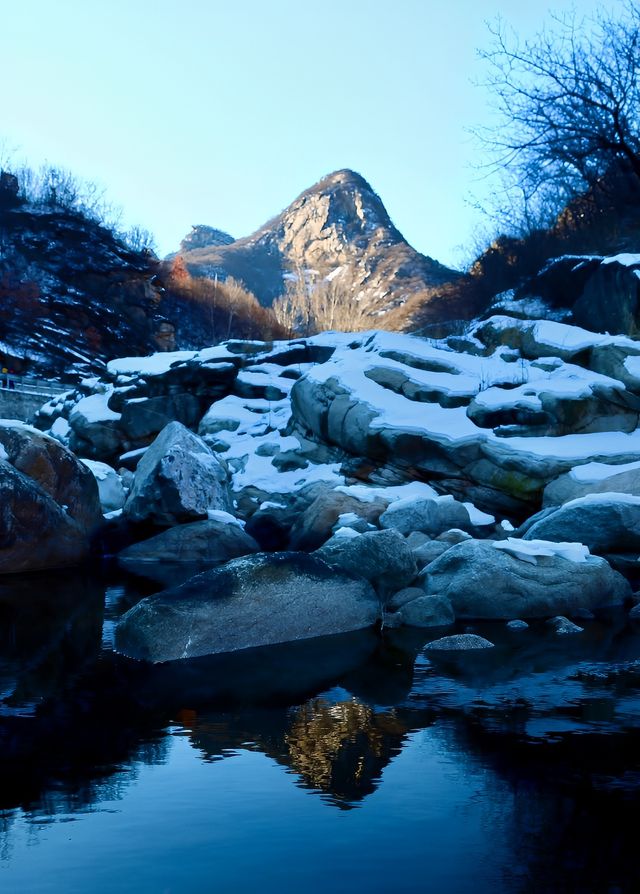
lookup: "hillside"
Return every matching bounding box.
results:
[0,173,283,378]
[175,169,461,317]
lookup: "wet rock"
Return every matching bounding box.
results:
[124,422,231,526]
[547,616,584,635]
[507,619,529,630]
[115,552,381,662]
[396,595,455,628]
[425,634,494,651]
[386,586,425,611]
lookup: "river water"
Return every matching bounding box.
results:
[1,567,639,893]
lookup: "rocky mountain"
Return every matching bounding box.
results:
[177,225,235,254]
[175,169,461,316]
[0,175,277,379]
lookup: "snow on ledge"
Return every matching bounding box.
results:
[493,538,590,564]
[206,509,245,528]
[569,459,640,482]
[563,492,640,509]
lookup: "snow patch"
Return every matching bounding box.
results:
[494,538,590,564]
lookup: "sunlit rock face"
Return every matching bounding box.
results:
[176,169,460,317]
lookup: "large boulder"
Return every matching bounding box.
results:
[0,461,94,572]
[423,538,630,619]
[119,514,259,568]
[115,552,381,662]
[523,493,640,554]
[124,422,231,525]
[314,528,418,598]
[68,390,123,459]
[0,421,102,533]
[379,495,472,537]
[289,488,389,550]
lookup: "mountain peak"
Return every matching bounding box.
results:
[175,171,460,314]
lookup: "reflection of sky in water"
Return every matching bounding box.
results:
[2,570,640,891]
[0,721,512,894]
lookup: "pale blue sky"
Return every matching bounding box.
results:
[0,0,607,267]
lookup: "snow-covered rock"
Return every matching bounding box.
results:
[422,538,630,619]
[80,458,127,513]
[523,493,640,554]
[543,459,640,506]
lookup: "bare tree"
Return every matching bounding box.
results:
[273,266,371,335]
[477,3,640,229]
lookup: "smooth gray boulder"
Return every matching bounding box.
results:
[412,540,451,567]
[386,587,427,612]
[523,493,640,554]
[425,634,495,651]
[119,515,259,567]
[379,496,471,537]
[396,595,455,628]
[115,552,380,662]
[124,421,230,525]
[314,529,418,598]
[423,538,630,619]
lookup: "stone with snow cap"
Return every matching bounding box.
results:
[543,460,640,507]
[422,538,630,619]
[80,458,126,513]
[124,421,231,526]
[523,493,640,554]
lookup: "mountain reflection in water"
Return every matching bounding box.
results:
[0,568,639,892]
